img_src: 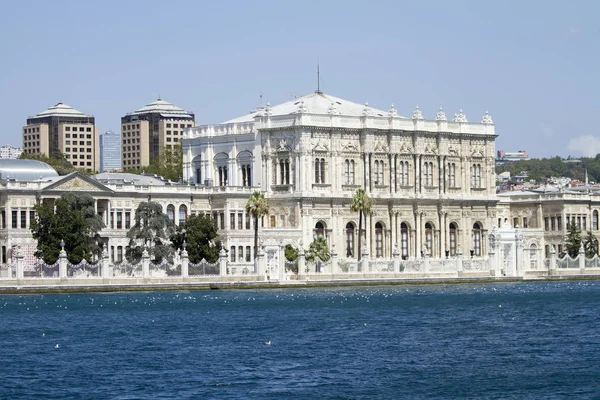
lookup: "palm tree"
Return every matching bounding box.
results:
[351,188,372,261]
[306,236,331,273]
[245,191,269,260]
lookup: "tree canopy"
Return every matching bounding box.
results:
[564,223,582,258]
[170,214,221,263]
[245,191,269,260]
[19,152,89,176]
[496,156,600,183]
[126,143,183,183]
[351,188,372,260]
[30,193,105,264]
[126,201,175,263]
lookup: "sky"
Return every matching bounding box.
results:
[1,0,599,159]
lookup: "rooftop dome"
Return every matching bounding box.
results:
[132,98,192,116]
[34,102,90,118]
[0,159,59,181]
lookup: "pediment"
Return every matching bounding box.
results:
[43,173,113,194]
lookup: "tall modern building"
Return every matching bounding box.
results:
[22,103,99,171]
[121,99,195,170]
[99,131,122,172]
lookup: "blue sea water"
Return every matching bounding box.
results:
[1,282,600,399]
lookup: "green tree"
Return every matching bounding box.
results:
[564,222,583,258]
[19,152,83,175]
[30,193,105,264]
[305,236,330,272]
[245,191,269,260]
[126,201,175,263]
[351,188,372,261]
[284,244,298,273]
[171,214,222,263]
[584,230,598,258]
[127,143,183,182]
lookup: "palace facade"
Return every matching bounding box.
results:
[182,91,498,261]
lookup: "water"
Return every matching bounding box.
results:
[1,282,600,399]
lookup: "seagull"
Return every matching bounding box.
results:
[42,333,45,337]
[264,340,271,346]
[54,344,60,349]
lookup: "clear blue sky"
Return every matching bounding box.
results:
[1,0,599,158]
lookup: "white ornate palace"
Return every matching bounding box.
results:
[182,91,498,261]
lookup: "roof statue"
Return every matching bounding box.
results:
[388,104,398,118]
[296,100,309,114]
[264,102,273,116]
[481,111,493,124]
[436,107,447,121]
[327,102,340,115]
[453,109,468,123]
[412,105,424,120]
[362,102,372,117]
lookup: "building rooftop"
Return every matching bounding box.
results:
[129,99,193,118]
[30,102,91,119]
[0,159,59,181]
[224,91,397,124]
[92,172,173,186]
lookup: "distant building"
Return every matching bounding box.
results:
[22,102,99,171]
[0,145,22,159]
[121,99,195,170]
[496,150,529,164]
[99,131,122,172]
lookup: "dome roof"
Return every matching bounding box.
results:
[0,159,59,181]
[34,102,90,118]
[132,98,192,116]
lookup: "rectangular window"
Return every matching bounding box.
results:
[66,127,71,131]
[220,212,225,230]
[167,123,171,128]
[238,213,243,230]
[79,127,84,132]
[116,212,122,229]
[30,211,35,226]
[230,246,236,262]
[513,217,518,228]
[12,211,17,229]
[557,217,562,230]
[551,217,556,231]
[246,246,251,262]
[230,213,235,230]
[125,212,131,229]
[544,217,549,231]
[117,246,123,262]
[246,213,251,230]
[583,217,587,231]
[523,217,528,228]
[270,215,276,228]
[20,211,26,229]
[86,127,91,132]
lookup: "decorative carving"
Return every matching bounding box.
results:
[388,104,398,118]
[412,105,424,120]
[53,177,102,192]
[453,109,468,123]
[448,145,459,155]
[374,141,389,153]
[436,107,447,121]
[343,142,359,152]
[327,102,340,115]
[313,139,329,152]
[398,142,413,154]
[471,146,485,157]
[277,139,289,152]
[424,143,437,155]
[481,111,493,124]
[296,100,308,114]
[362,102,372,116]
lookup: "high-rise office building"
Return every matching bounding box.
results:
[22,102,99,171]
[121,99,195,170]
[99,131,122,172]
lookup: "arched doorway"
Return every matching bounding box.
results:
[472,222,483,256]
[345,222,355,258]
[400,222,409,260]
[449,222,457,256]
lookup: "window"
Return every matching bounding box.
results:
[545,217,549,231]
[583,216,587,231]
[179,205,187,227]
[246,246,251,262]
[167,205,175,223]
[315,222,325,238]
[238,213,243,230]
[116,212,122,229]
[230,246,236,262]
[278,159,290,184]
[117,246,123,263]
[220,212,225,230]
[218,166,228,186]
[314,158,325,184]
[238,246,244,263]
[400,222,409,259]
[374,160,384,185]
[12,211,17,229]
[472,223,482,256]
[66,127,71,131]
[513,217,519,228]
[30,211,35,226]
[230,213,235,230]
[345,222,355,258]
[471,164,481,188]
[449,222,457,256]
[375,222,383,258]
[344,160,355,185]
[167,123,171,128]
[20,211,26,229]
[245,213,251,230]
[270,215,276,228]
[523,217,528,228]
[594,211,599,231]
[557,217,562,230]
[125,212,131,229]
[425,222,433,255]
[399,161,409,186]
[530,244,538,269]
[551,217,556,231]
[448,163,456,187]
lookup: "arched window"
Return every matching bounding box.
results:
[448,163,456,187]
[449,222,457,256]
[279,160,285,184]
[471,164,481,189]
[400,222,409,259]
[375,222,384,258]
[422,162,429,186]
[215,153,229,186]
[350,160,355,184]
[166,205,175,223]
[374,160,383,185]
[320,158,325,183]
[285,160,290,184]
[192,155,202,185]
[345,160,355,185]
[425,222,433,255]
[315,221,325,238]
[315,158,325,184]
[530,243,538,269]
[178,205,187,227]
[472,222,482,256]
[594,210,598,231]
[246,165,252,186]
[238,151,252,187]
[427,162,433,186]
[346,222,355,258]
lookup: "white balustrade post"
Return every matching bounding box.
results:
[181,244,189,278]
[142,246,150,279]
[423,248,430,274]
[549,245,557,275]
[101,244,110,279]
[392,244,400,273]
[361,245,369,274]
[257,245,266,278]
[456,246,463,276]
[219,247,228,277]
[58,240,68,281]
[330,243,338,275]
[15,245,24,281]
[278,243,285,281]
[297,245,306,278]
[579,243,586,273]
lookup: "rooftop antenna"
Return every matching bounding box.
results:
[260,91,263,106]
[316,58,322,94]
